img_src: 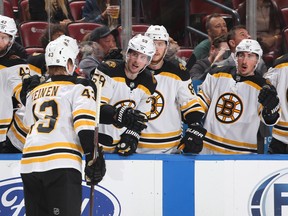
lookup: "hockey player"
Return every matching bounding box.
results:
[92,34,157,156]
[198,39,280,154]
[0,15,41,152]
[138,25,206,154]
[263,54,288,153]
[20,35,148,215]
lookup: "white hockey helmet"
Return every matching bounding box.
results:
[126,34,156,65]
[45,35,79,74]
[0,15,17,43]
[235,39,263,59]
[145,25,169,44]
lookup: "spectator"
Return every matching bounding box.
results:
[215,25,267,76]
[138,25,206,154]
[78,41,105,78]
[89,25,123,61]
[29,0,73,25]
[82,0,120,26]
[164,37,187,66]
[190,34,230,81]
[263,54,288,154]
[198,39,280,154]
[193,13,228,60]
[237,0,282,60]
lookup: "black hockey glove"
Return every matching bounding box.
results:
[258,85,280,123]
[114,106,148,132]
[177,124,207,154]
[103,48,123,61]
[114,129,140,156]
[85,146,106,185]
[20,75,42,105]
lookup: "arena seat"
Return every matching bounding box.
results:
[176,48,193,60]
[19,0,30,22]
[4,0,15,19]
[67,22,103,42]
[117,24,150,48]
[69,0,86,21]
[19,21,48,48]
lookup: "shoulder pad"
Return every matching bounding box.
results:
[103,59,122,68]
[273,54,288,68]
[209,65,235,75]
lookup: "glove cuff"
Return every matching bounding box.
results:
[114,106,130,127]
[124,129,140,140]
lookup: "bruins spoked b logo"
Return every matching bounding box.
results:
[149,90,165,120]
[215,93,243,123]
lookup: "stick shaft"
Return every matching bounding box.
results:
[89,76,102,216]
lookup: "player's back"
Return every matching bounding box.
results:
[21,75,97,173]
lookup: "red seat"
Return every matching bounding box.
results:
[67,22,103,42]
[283,26,288,51]
[231,0,245,9]
[69,1,86,21]
[25,47,45,55]
[118,24,150,47]
[4,0,15,19]
[274,0,288,9]
[11,0,19,12]
[280,7,288,28]
[19,0,30,22]
[19,21,49,48]
[189,0,225,15]
[176,48,193,60]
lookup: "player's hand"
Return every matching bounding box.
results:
[114,130,139,156]
[85,147,106,185]
[178,124,207,154]
[20,75,42,105]
[114,106,148,132]
[258,84,280,115]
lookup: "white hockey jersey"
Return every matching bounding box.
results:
[264,54,288,144]
[21,76,97,174]
[0,57,40,142]
[92,60,157,152]
[138,61,204,154]
[198,65,279,154]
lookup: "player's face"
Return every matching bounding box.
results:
[126,50,149,74]
[98,34,117,55]
[151,40,166,63]
[236,52,258,76]
[0,32,11,54]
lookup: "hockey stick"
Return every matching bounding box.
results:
[89,74,102,216]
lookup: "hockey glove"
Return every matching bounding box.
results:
[20,75,42,105]
[178,124,207,154]
[114,106,148,132]
[114,129,140,156]
[85,146,106,185]
[258,85,280,123]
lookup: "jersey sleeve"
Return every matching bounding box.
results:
[91,68,114,105]
[71,84,97,134]
[263,67,279,88]
[177,78,205,123]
